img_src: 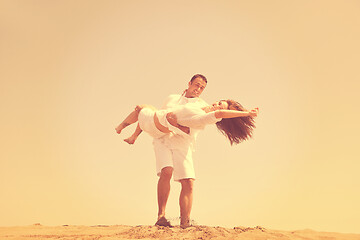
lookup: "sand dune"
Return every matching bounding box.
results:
[0,224,359,240]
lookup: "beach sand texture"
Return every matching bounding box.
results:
[1,224,359,240]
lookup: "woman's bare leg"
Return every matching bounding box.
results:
[117,104,169,145]
[115,106,141,134]
[124,123,142,144]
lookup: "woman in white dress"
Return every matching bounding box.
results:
[115,99,258,145]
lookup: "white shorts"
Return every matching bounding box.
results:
[153,138,195,182]
[138,108,167,139]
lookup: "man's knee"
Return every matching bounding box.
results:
[180,178,194,192]
[160,167,173,180]
[136,104,156,112]
[135,105,143,113]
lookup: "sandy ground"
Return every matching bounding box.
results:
[0,224,359,240]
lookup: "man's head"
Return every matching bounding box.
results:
[185,74,207,98]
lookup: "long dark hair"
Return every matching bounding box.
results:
[216,100,256,145]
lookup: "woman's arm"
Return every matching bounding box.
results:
[214,108,259,119]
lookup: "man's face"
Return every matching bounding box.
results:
[185,78,207,98]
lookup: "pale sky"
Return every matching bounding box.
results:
[1,0,360,234]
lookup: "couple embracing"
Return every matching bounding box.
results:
[116,74,258,228]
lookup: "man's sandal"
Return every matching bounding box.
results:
[155,217,173,227]
[180,219,191,229]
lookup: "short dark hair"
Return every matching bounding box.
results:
[190,74,207,83]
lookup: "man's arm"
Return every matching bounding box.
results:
[166,113,190,134]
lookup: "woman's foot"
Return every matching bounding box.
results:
[115,125,123,134]
[124,135,137,144]
[116,123,129,134]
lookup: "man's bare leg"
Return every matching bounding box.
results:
[157,167,173,220]
[124,123,142,144]
[179,178,194,228]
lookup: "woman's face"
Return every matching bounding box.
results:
[211,100,229,111]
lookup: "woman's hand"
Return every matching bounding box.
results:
[249,108,259,117]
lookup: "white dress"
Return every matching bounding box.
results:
[138,102,221,139]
